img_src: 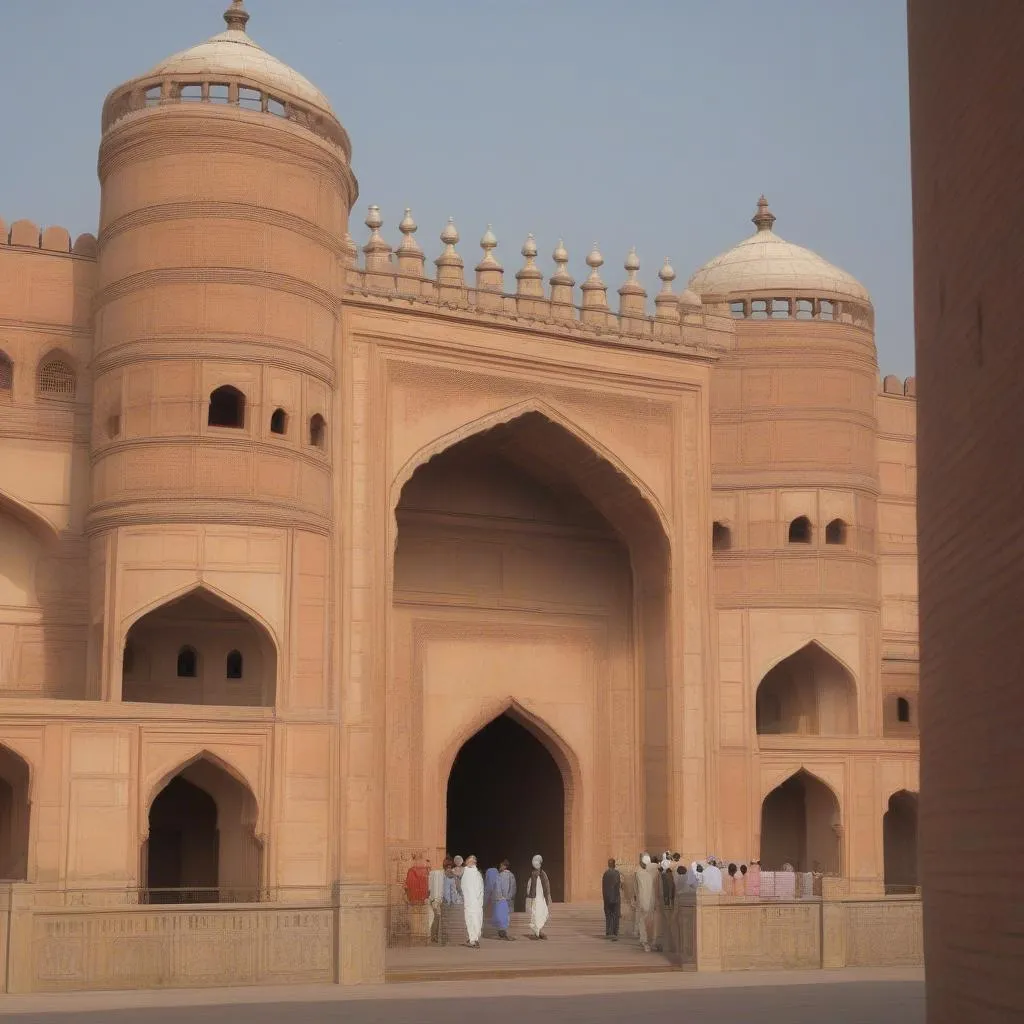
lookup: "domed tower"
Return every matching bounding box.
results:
[87,2,356,710]
[692,197,882,870]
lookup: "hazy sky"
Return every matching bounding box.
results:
[1,1,913,374]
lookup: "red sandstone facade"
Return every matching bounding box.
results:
[0,2,918,982]
[908,2,1024,1021]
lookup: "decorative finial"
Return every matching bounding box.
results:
[752,194,776,233]
[624,246,640,281]
[586,243,604,279]
[658,257,677,291]
[398,207,422,253]
[550,239,574,289]
[440,216,460,250]
[224,0,250,32]
[478,225,501,270]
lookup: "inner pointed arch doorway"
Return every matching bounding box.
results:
[446,712,566,909]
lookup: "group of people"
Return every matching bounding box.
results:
[406,852,552,948]
[601,853,773,952]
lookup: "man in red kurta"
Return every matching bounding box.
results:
[404,852,429,904]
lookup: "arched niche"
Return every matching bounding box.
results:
[0,745,30,880]
[122,587,276,707]
[884,789,919,893]
[143,752,262,904]
[446,709,572,907]
[392,408,671,854]
[755,642,858,736]
[760,769,842,874]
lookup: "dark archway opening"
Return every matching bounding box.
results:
[208,385,245,428]
[884,790,919,893]
[446,713,565,910]
[146,776,219,903]
[0,746,30,880]
[760,770,842,874]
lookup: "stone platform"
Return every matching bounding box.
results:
[386,901,682,982]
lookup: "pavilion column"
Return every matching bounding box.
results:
[334,328,387,984]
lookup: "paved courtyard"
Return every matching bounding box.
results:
[0,969,925,1023]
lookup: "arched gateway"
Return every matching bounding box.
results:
[388,410,671,902]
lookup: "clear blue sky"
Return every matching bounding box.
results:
[1,1,913,374]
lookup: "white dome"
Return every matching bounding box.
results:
[149,3,334,114]
[688,197,870,306]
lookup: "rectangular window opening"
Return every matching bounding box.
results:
[209,84,230,104]
[239,88,262,111]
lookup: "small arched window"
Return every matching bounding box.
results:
[270,408,288,435]
[122,642,135,676]
[208,385,245,428]
[712,521,732,552]
[825,518,848,545]
[0,352,12,397]
[309,413,326,449]
[226,650,243,680]
[176,646,198,679]
[37,357,76,399]
[896,697,911,724]
[788,516,812,544]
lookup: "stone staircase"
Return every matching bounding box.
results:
[386,901,682,982]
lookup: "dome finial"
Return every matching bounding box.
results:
[224,0,250,32]
[752,194,776,233]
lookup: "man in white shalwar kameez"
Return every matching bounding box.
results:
[526,854,551,939]
[634,853,657,952]
[460,855,485,948]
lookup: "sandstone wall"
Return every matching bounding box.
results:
[908,2,1024,1021]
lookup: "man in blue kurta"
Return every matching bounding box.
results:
[493,859,517,939]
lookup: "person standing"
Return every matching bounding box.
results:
[441,856,466,946]
[601,858,622,940]
[483,863,499,932]
[460,855,485,948]
[634,853,656,952]
[427,857,446,943]
[493,859,516,940]
[526,854,551,939]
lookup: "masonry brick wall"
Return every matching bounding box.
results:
[908,3,1024,1020]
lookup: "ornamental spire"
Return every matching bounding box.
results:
[752,194,776,233]
[224,0,250,32]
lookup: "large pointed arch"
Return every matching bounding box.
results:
[142,748,261,827]
[122,584,278,708]
[441,700,581,904]
[755,640,858,736]
[760,767,843,874]
[390,399,672,541]
[121,580,281,653]
[391,402,675,869]
[142,749,263,904]
[438,697,583,804]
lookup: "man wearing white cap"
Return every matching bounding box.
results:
[525,854,551,939]
[634,852,657,952]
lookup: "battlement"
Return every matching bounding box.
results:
[880,374,916,399]
[342,206,733,359]
[0,219,97,258]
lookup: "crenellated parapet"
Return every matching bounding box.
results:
[879,374,916,398]
[0,218,97,258]
[342,206,733,360]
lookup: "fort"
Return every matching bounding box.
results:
[0,0,919,991]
